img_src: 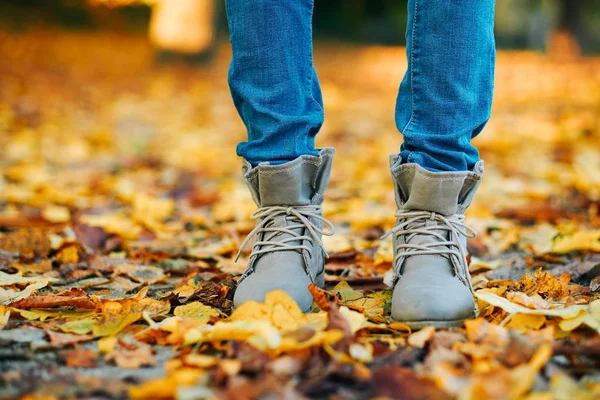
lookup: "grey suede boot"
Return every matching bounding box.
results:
[233,148,335,312]
[382,156,484,328]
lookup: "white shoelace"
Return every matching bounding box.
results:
[235,205,335,263]
[381,210,476,288]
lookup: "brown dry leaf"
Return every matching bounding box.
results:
[407,326,435,348]
[126,265,166,285]
[44,328,94,347]
[97,287,170,317]
[10,288,96,309]
[514,269,572,300]
[107,345,156,369]
[0,229,52,258]
[63,348,97,368]
[308,282,331,311]
[73,223,109,253]
[0,282,49,306]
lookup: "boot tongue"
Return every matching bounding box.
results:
[405,218,449,250]
[259,214,304,254]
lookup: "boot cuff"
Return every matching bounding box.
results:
[242,148,335,207]
[389,155,484,215]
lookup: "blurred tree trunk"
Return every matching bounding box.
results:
[548,0,581,60]
[149,0,215,54]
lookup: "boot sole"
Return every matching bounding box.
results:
[393,314,476,330]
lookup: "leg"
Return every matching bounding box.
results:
[226,0,335,312]
[386,0,495,328]
[396,0,496,172]
[225,0,324,165]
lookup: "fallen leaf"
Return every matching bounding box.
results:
[129,368,204,400]
[107,345,156,369]
[41,205,70,223]
[45,328,94,347]
[173,301,220,322]
[0,281,48,305]
[407,326,436,348]
[63,348,97,368]
[10,288,96,309]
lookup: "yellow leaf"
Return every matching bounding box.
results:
[332,281,363,302]
[0,305,10,329]
[509,343,553,399]
[98,336,118,354]
[59,318,96,335]
[339,306,367,333]
[506,314,547,331]
[129,368,204,400]
[13,308,58,321]
[174,302,220,323]
[551,230,600,253]
[132,193,174,233]
[182,353,218,368]
[229,290,306,332]
[41,205,70,223]
[92,312,141,337]
[55,245,79,264]
[81,213,141,240]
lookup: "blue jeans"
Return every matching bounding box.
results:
[226,0,496,172]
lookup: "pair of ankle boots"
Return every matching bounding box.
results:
[233,148,483,328]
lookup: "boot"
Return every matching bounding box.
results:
[233,148,335,312]
[382,156,484,328]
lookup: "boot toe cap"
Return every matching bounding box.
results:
[233,262,315,313]
[391,278,475,325]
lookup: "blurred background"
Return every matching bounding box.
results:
[1,0,600,53]
[0,0,599,253]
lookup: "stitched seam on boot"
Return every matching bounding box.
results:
[259,161,320,175]
[392,165,482,182]
[312,153,329,189]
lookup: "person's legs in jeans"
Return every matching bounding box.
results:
[385,0,496,327]
[226,0,324,165]
[226,0,335,312]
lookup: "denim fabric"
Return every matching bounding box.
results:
[225,0,323,165]
[397,0,496,172]
[226,0,496,171]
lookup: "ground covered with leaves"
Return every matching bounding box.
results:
[0,30,599,399]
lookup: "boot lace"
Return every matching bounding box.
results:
[381,210,476,288]
[235,205,335,263]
